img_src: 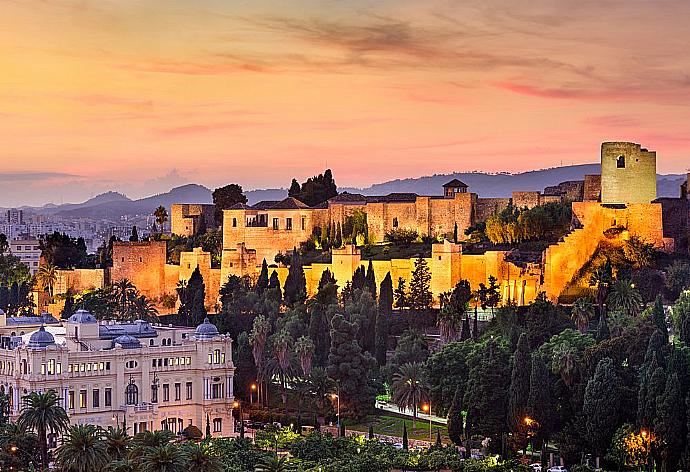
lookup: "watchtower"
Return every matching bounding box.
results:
[600,142,656,204]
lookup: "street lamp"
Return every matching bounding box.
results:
[250,383,257,404]
[421,402,432,443]
[329,389,340,435]
[233,400,244,438]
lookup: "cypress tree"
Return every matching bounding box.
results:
[655,373,684,472]
[409,256,432,312]
[375,273,393,366]
[402,423,409,450]
[527,355,555,462]
[508,334,531,446]
[652,295,668,339]
[368,425,374,439]
[268,270,282,303]
[394,277,408,309]
[584,358,622,466]
[335,223,342,248]
[447,385,464,445]
[288,178,301,197]
[453,222,458,243]
[256,259,269,293]
[436,430,442,447]
[9,282,19,310]
[185,267,207,326]
[0,285,10,311]
[283,248,306,306]
[365,260,377,299]
[129,226,139,242]
[379,273,393,315]
[595,314,610,341]
[351,266,366,291]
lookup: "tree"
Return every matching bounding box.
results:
[268,271,282,302]
[294,335,315,377]
[250,315,271,405]
[256,259,269,294]
[288,169,337,207]
[365,259,377,299]
[606,424,647,471]
[584,357,622,467]
[595,313,610,341]
[114,278,137,319]
[0,234,7,254]
[590,260,613,316]
[18,390,70,469]
[179,267,206,326]
[132,294,159,322]
[39,232,89,269]
[394,277,408,309]
[376,273,393,366]
[655,374,684,472]
[437,280,471,343]
[129,226,139,242]
[266,330,295,414]
[402,424,409,451]
[651,295,668,338]
[607,279,642,317]
[453,222,458,243]
[212,183,247,226]
[254,454,291,472]
[327,314,377,419]
[447,385,464,445]
[36,262,58,300]
[571,297,595,333]
[55,424,109,472]
[184,442,223,472]
[139,443,190,472]
[288,178,301,196]
[665,260,690,300]
[527,355,555,462]
[154,206,168,231]
[391,362,429,428]
[507,334,531,449]
[283,249,306,306]
[409,256,432,312]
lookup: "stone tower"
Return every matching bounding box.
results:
[600,142,657,204]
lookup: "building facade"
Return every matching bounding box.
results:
[9,238,42,274]
[0,310,235,438]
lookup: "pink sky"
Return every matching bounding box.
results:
[2,0,690,206]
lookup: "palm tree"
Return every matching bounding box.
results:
[589,261,612,316]
[154,206,169,231]
[55,424,109,472]
[552,344,577,387]
[105,459,137,472]
[104,426,130,461]
[266,330,295,415]
[250,315,271,405]
[0,422,40,468]
[571,297,595,333]
[139,443,189,472]
[132,294,159,322]
[607,279,643,317]
[17,390,70,470]
[254,454,291,472]
[183,442,222,472]
[129,430,175,460]
[391,362,429,428]
[309,367,334,420]
[437,291,463,343]
[113,279,137,320]
[36,262,58,300]
[294,335,315,377]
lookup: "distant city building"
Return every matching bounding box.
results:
[5,209,23,225]
[0,309,235,438]
[9,238,42,274]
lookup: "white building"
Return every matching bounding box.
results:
[0,309,235,439]
[9,238,41,274]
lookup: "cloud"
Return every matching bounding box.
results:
[154,120,263,137]
[0,172,80,182]
[115,58,272,76]
[585,115,642,128]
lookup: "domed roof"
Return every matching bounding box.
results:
[0,308,5,316]
[195,317,219,339]
[113,334,141,349]
[68,309,98,324]
[28,326,56,348]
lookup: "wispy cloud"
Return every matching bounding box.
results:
[0,172,80,182]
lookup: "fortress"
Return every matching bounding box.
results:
[52,142,690,314]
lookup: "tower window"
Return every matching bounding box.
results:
[616,155,625,168]
[232,218,237,227]
[393,217,399,228]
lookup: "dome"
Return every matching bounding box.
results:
[28,326,56,348]
[195,317,219,339]
[68,309,97,324]
[0,308,5,316]
[113,334,141,349]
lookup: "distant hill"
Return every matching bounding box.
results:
[53,184,212,219]
[13,165,686,219]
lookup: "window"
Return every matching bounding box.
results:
[105,388,112,407]
[163,384,170,402]
[272,218,279,230]
[68,391,75,410]
[393,217,398,228]
[286,218,292,230]
[125,360,137,369]
[186,382,193,400]
[301,216,306,231]
[93,389,100,408]
[232,218,237,227]
[125,382,138,406]
[617,155,626,168]
[211,383,224,399]
[79,390,87,409]
[213,418,222,433]
[174,383,181,401]
[151,382,158,403]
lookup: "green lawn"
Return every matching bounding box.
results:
[343,413,448,443]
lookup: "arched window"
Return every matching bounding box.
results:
[616,155,625,168]
[125,382,139,405]
[392,217,398,228]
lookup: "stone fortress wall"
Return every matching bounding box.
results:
[53,142,690,312]
[171,204,216,237]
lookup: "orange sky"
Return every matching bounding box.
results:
[2,0,690,205]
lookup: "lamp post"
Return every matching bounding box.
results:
[233,400,244,438]
[641,429,651,472]
[421,402,432,443]
[329,388,340,435]
[250,383,257,404]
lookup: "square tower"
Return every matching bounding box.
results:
[600,142,657,204]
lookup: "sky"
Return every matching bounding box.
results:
[2,0,690,206]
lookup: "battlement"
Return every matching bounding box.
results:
[601,142,656,204]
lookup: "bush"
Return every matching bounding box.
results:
[385,229,419,248]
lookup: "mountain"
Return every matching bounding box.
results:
[38,191,131,215]
[54,184,212,219]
